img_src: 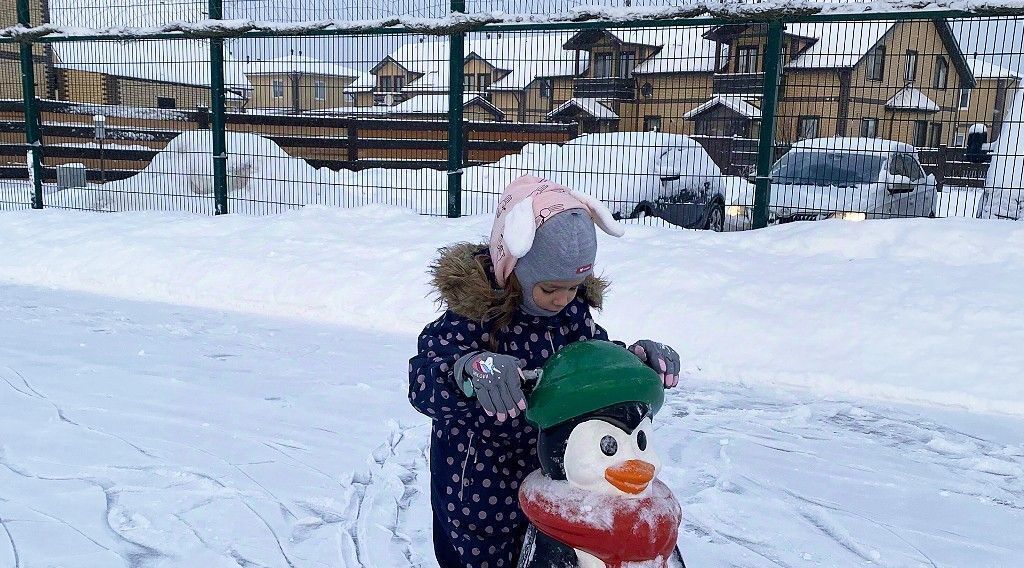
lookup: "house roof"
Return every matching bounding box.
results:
[244,55,359,78]
[351,33,581,93]
[548,98,619,120]
[683,95,761,120]
[784,22,895,69]
[390,93,505,119]
[48,0,250,90]
[967,57,1022,80]
[885,86,941,112]
[630,28,728,75]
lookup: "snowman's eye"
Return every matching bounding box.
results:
[637,430,648,451]
[600,435,618,456]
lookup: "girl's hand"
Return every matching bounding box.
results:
[630,340,681,388]
[455,351,528,422]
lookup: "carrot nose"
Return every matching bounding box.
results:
[604,459,656,494]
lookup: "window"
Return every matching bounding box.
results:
[643,115,662,132]
[797,115,820,140]
[156,97,176,109]
[737,46,759,74]
[641,82,654,99]
[380,76,393,91]
[539,79,553,99]
[477,73,491,90]
[861,118,879,138]
[867,46,885,81]
[890,154,926,181]
[313,80,327,101]
[928,122,943,147]
[960,86,971,109]
[272,80,284,98]
[955,129,967,147]
[934,57,949,90]
[619,51,635,78]
[594,53,614,77]
[345,93,357,105]
[464,74,475,90]
[394,76,405,90]
[905,50,918,83]
[913,120,928,147]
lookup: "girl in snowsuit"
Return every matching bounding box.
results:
[409,176,681,568]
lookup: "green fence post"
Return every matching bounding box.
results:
[752,20,784,229]
[17,0,44,209]
[447,0,466,218]
[209,0,229,215]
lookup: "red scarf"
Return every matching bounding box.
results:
[519,471,681,568]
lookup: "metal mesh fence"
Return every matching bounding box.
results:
[3,1,1024,227]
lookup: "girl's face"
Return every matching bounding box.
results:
[532,277,585,313]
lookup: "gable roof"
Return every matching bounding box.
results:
[548,98,619,120]
[885,86,941,112]
[683,95,761,120]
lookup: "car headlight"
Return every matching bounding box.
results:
[725,205,750,219]
[834,211,867,222]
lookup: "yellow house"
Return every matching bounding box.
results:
[345,33,580,122]
[244,54,359,113]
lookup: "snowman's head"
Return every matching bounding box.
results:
[538,401,660,497]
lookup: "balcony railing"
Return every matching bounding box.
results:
[572,77,636,100]
[713,73,765,95]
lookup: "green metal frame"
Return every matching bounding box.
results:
[447,0,467,218]
[16,0,43,209]
[753,20,784,229]
[209,0,229,215]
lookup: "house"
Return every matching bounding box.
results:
[244,54,360,113]
[344,33,581,122]
[548,27,726,134]
[629,21,1017,149]
[0,0,53,100]
[34,0,250,110]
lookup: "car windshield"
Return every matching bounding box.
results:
[771,151,886,187]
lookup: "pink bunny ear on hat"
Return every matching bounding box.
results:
[570,190,625,238]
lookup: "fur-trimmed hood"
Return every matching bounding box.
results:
[430,242,607,322]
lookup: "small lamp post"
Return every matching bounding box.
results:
[93,114,107,184]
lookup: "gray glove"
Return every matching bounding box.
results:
[454,351,527,422]
[630,340,681,388]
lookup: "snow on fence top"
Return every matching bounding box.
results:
[6,0,1024,41]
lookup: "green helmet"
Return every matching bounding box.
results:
[526,340,664,430]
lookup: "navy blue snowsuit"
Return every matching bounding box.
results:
[409,244,613,568]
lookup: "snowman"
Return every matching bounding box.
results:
[517,341,686,568]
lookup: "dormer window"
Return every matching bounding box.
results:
[594,53,614,78]
[737,46,759,74]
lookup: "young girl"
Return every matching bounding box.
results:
[409,176,681,568]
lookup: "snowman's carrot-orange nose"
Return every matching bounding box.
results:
[604,460,656,494]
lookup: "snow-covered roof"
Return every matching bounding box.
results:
[350,33,581,93]
[885,86,941,112]
[784,22,895,69]
[791,137,917,154]
[683,95,761,120]
[48,0,249,89]
[967,57,1022,80]
[245,55,359,78]
[390,93,502,117]
[548,98,619,120]
[630,28,727,75]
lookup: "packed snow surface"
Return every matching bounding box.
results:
[0,207,1022,567]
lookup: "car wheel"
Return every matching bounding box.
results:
[705,202,725,232]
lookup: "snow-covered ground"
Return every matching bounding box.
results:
[0,207,1023,566]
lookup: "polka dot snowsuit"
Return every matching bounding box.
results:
[409,293,611,568]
